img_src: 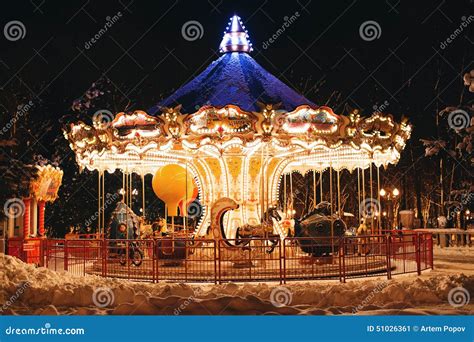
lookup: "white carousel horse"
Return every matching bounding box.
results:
[206,197,248,263]
[208,197,275,266]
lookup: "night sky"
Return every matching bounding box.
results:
[1,0,472,137]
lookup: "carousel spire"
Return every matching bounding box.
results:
[219,14,253,53]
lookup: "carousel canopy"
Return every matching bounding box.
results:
[65,14,412,175]
[149,15,315,114]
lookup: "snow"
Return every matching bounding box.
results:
[1,246,472,315]
[149,52,315,114]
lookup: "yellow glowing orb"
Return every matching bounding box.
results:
[152,164,194,216]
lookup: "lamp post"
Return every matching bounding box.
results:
[379,187,400,231]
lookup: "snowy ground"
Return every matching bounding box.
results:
[0,246,473,315]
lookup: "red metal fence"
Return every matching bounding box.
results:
[6,237,44,266]
[7,232,433,283]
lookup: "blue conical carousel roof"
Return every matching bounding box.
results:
[149,15,315,114]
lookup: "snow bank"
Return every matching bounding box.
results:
[1,251,472,315]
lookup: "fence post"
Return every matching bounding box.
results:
[213,240,217,284]
[248,239,252,281]
[338,238,342,282]
[152,240,156,283]
[386,235,392,280]
[282,238,287,284]
[102,240,106,278]
[429,233,434,270]
[156,239,160,283]
[217,240,221,284]
[343,237,347,283]
[416,234,421,275]
[83,240,86,276]
[127,240,131,281]
[185,239,188,283]
[64,239,68,272]
[278,239,282,285]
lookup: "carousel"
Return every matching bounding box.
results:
[64,15,413,277]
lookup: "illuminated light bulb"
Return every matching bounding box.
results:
[379,188,386,197]
[219,14,253,53]
[392,188,400,197]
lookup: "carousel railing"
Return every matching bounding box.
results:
[217,238,283,282]
[283,237,341,282]
[7,232,433,283]
[341,235,397,281]
[65,233,105,240]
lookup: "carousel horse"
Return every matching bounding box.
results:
[207,197,250,264]
[207,198,285,267]
[293,201,347,257]
[235,206,281,253]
